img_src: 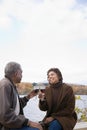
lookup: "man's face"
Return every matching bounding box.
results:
[14,69,22,83]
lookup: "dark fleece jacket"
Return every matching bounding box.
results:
[39,83,77,130]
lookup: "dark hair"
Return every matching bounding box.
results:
[47,68,63,82]
[5,62,21,77]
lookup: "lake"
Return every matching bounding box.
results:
[23,95,87,122]
[23,95,46,122]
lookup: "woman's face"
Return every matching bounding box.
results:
[47,71,59,84]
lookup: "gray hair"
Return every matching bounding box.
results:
[5,62,22,77]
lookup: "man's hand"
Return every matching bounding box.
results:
[27,90,37,99]
[27,120,43,130]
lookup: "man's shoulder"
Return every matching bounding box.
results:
[0,78,12,88]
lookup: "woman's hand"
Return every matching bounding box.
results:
[38,90,45,101]
[44,117,54,124]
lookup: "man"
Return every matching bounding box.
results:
[0,62,43,130]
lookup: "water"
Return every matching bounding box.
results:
[75,95,87,121]
[23,95,87,122]
[75,95,87,109]
[23,95,46,122]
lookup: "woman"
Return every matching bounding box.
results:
[38,68,77,130]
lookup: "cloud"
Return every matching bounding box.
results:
[0,0,87,84]
[76,0,87,5]
[0,0,12,29]
[0,16,11,29]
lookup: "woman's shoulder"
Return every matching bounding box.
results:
[63,83,73,91]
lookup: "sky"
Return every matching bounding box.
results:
[0,0,87,85]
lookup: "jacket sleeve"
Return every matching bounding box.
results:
[0,84,28,128]
[19,96,29,108]
[39,99,48,111]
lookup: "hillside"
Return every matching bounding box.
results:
[16,82,87,95]
[17,82,33,95]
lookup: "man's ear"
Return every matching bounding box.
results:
[14,72,18,77]
[12,72,17,78]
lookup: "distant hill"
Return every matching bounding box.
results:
[17,82,33,95]
[69,83,87,95]
[16,82,87,95]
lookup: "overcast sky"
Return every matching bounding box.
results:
[0,0,87,85]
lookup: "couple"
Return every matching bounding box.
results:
[0,62,77,130]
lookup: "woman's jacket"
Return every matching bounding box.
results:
[39,83,77,130]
